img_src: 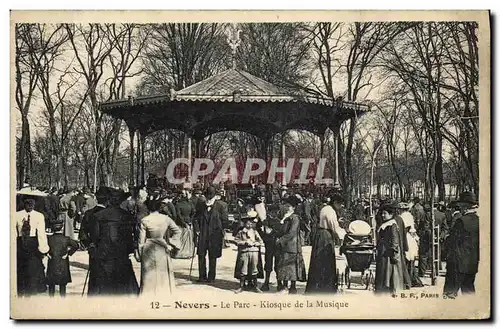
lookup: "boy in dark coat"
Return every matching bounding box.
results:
[47,222,79,297]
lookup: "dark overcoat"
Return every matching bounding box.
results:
[45,194,60,226]
[92,206,139,295]
[195,200,226,258]
[449,211,479,274]
[375,221,404,294]
[276,214,301,253]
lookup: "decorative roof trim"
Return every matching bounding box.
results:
[100,93,370,113]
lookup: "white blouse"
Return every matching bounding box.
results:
[318,205,346,240]
[14,210,49,254]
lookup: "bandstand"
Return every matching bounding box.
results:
[99,26,369,189]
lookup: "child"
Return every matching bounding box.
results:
[47,221,79,297]
[234,213,264,294]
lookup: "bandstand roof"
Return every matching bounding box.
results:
[100,68,369,140]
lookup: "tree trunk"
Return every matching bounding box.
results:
[18,116,28,189]
[434,131,446,201]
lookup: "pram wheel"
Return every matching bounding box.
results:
[345,267,351,289]
[365,270,374,290]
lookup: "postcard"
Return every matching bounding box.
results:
[10,10,490,320]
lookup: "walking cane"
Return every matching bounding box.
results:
[81,267,90,297]
[189,248,196,282]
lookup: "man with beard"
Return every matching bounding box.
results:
[194,187,226,282]
[79,187,108,295]
[92,188,139,295]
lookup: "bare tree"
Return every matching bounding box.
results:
[15,24,41,188]
[237,23,314,91]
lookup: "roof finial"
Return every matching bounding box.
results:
[226,23,241,69]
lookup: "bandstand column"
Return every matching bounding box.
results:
[332,125,341,189]
[128,126,135,187]
[319,132,325,159]
[140,133,146,186]
[136,131,141,186]
[281,132,286,186]
[187,136,192,183]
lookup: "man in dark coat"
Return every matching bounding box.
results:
[411,197,426,230]
[79,187,108,295]
[194,187,227,282]
[72,189,86,230]
[45,187,60,229]
[417,204,433,277]
[444,192,479,298]
[92,189,139,295]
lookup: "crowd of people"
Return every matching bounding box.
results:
[15,181,479,299]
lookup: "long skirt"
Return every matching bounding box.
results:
[375,256,404,295]
[305,228,337,294]
[60,211,74,240]
[17,237,47,296]
[276,251,307,282]
[401,252,412,289]
[140,239,176,296]
[94,257,139,296]
[87,255,99,296]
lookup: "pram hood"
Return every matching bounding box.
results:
[348,220,372,236]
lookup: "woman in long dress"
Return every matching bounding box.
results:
[374,204,404,295]
[138,197,181,296]
[275,195,307,294]
[305,193,346,294]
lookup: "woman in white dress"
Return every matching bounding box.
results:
[138,196,181,296]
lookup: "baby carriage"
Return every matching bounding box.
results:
[339,220,375,290]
